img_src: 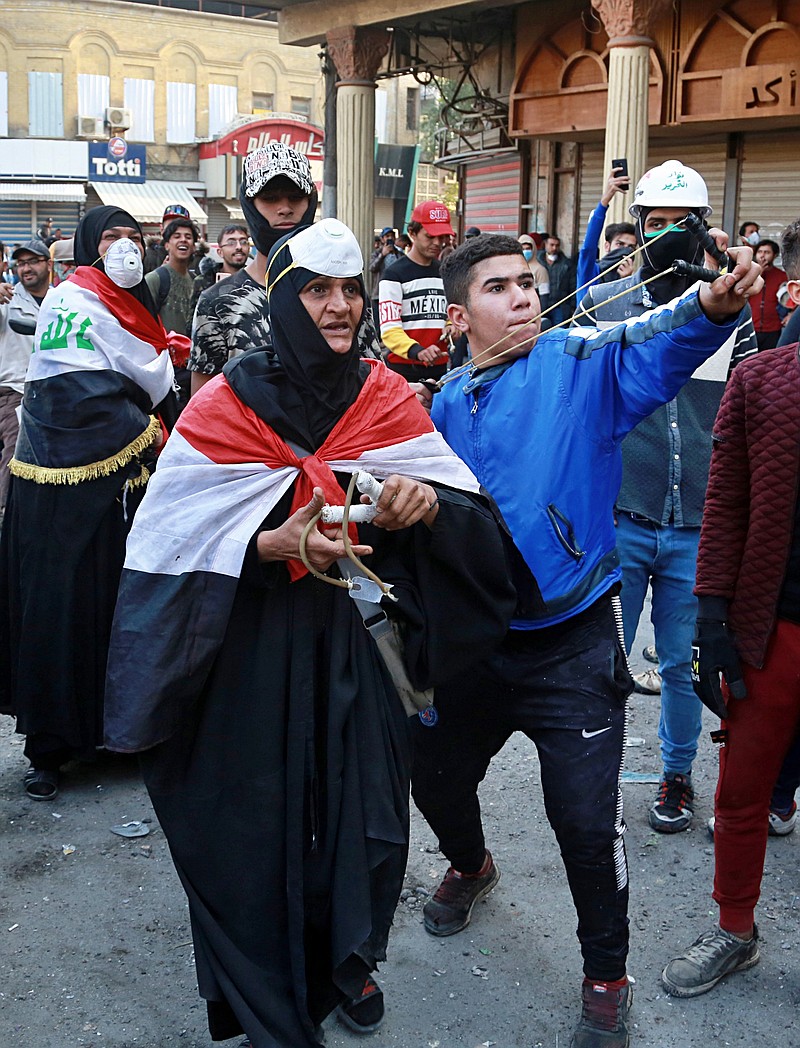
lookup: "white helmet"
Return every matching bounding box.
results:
[629,160,712,217]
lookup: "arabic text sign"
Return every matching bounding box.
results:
[727,64,798,118]
[198,118,324,161]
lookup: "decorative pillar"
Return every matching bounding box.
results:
[325,26,390,266]
[594,0,671,226]
[320,46,338,220]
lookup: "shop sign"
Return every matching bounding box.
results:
[88,141,146,182]
[736,64,798,116]
[199,117,324,161]
[374,145,418,200]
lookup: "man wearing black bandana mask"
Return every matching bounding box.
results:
[190,144,320,396]
[572,161,759,839]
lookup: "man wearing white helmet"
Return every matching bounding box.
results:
[573,160,758,836]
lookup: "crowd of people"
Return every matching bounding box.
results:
[0,142,798,1048]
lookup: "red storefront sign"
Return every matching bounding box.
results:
[199,117,324,161]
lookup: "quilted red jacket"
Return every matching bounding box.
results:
[695,343,800,667]
[749,264,786,334]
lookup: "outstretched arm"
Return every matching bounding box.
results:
[564,239,762,443]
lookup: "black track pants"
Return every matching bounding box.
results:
[412,596,632,981]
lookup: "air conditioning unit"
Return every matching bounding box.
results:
[77,114,105,138]
[105,106,132,130]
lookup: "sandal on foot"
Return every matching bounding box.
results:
[24,767,59,801]
[337,976,384,1034]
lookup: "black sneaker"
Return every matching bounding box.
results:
[570,976,633,1048]
[423,850,500,937]
[649,772,694,833]
[662,925,759,998]
[337,976,384,1034]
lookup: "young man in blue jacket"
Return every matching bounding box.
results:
[411,232,762,1048]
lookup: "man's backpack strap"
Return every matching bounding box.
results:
[154,265,171,314]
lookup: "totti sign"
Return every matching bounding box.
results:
[88,141,146,183]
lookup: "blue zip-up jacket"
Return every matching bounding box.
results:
[432,287,742,630]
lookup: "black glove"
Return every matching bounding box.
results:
[691,609,747,719]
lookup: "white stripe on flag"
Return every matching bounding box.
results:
[27,282,174,408]
[125,429,480,579]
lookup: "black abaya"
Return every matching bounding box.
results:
[136,483,514,1046]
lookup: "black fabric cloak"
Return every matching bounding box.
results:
[136,472,514,1046]
[0,208,177,767]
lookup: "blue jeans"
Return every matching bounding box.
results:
[616,513,702,775]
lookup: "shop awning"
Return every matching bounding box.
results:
[0,182,86,203]
[222,202,245,220]
[88,180,207,225]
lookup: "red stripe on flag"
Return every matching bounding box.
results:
[70,267,170,353]
[177,361,435,580]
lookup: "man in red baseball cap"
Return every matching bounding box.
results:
[378,200,454,381]
[144,204,193,275]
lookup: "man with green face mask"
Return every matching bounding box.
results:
[572,160,759,838]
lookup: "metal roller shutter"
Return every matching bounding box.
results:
[577,137,727,256]
[205,201,228,245]
[578,143,605,245]
[462,155,522,235]
[738,131,800,244]
[374,198,394,234]
[205,200,246,244]
[0,201,33,245]
[39,201,82,239]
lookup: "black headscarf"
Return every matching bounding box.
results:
[238,182,319,258]
[73,205,159,318]
[225,224,368,451]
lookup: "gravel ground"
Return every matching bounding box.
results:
[1,609,797,1048]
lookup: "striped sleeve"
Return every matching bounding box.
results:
[379,275,418,359]
[730,310,758,370]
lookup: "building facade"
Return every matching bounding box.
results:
[507,0,800,253]
[273,0,800,257]
[0,0,323,244]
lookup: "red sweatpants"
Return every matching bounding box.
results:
[713,619,800,933]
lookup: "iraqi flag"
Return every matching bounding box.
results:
[105,361,480,752]
[12,268,175,479]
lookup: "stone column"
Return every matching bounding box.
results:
[326,26,390,266]
[594,0,671,226]
[320,47,338,220]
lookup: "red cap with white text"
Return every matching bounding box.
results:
[410,201,454,237]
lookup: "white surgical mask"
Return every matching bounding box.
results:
[747,231,760,246]
[546,252,558,262]
[103,237,143,288]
